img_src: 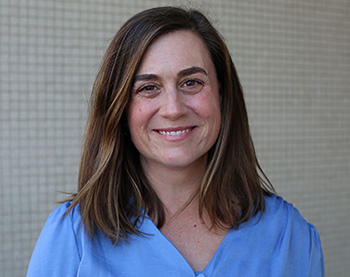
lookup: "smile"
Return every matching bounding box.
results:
[157,127,194,136]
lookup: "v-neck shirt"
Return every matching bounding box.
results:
[27,194,324,276]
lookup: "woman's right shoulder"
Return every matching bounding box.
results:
[42,201,85,248]
[27,202,84,276]
[41,201,83,235]
[47,201,81,224]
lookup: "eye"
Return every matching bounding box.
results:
[138,85,158,92]
[134,84,161,98]
[183,79,201,87]
[181,79,204,94]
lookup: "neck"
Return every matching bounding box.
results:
[141,156,207,216]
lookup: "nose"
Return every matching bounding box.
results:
[158,87,186,120]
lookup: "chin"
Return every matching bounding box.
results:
[161,153,207,169]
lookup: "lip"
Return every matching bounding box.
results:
[154,126,196,140]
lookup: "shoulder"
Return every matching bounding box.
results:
[261,194,318,238]
[39,201,83,243]
[46,201,82,228]
[263,194,302,220]
[262,194,313,230]
[260,194,324,275]
[27,202,84,276]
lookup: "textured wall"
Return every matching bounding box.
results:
[1,0,349,275]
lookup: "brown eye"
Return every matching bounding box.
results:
[181,79,204,94]
[139,85,157,92]
[134,83,161,98]
[183,79,200,87]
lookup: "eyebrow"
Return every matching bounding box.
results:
[133,73,159,82]
[178,66,208,77]
[133,66,208,82]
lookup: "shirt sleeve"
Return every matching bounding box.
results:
[262,195,325,277]
[27,202,82,277]
[308,223,325,277]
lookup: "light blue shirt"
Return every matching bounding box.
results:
[27,194,324,276]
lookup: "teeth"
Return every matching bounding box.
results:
[159,128,192,136]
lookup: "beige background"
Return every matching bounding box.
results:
[1,0,349,275]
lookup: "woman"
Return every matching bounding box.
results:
[27,7,324,276]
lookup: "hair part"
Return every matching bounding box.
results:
[66,6,274,243]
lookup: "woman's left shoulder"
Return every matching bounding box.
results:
[261,194,324,276]
[263,194,314,229]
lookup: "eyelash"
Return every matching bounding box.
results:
[135,78,204,94]
[137,84,158,93]
[182,79,203,88]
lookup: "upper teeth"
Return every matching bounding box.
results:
[159,128,191,136]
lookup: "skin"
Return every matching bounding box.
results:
[127,30,224,271]
[128,30,221,196]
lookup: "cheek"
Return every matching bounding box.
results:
[196,94,221,122]
[200,95,221,143]
[126,105,144,151]
[127,100,154,134]
[127,103,142,135]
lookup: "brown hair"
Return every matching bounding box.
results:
[67,6,274,243]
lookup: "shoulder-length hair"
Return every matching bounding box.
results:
[67,6,274,243]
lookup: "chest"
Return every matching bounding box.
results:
[75,214,314,277]
[160,221,228,272]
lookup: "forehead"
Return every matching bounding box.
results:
[136,30,214,74]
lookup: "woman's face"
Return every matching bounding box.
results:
[127,30,221,172]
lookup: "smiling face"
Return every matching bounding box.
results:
[127,30,221,173]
